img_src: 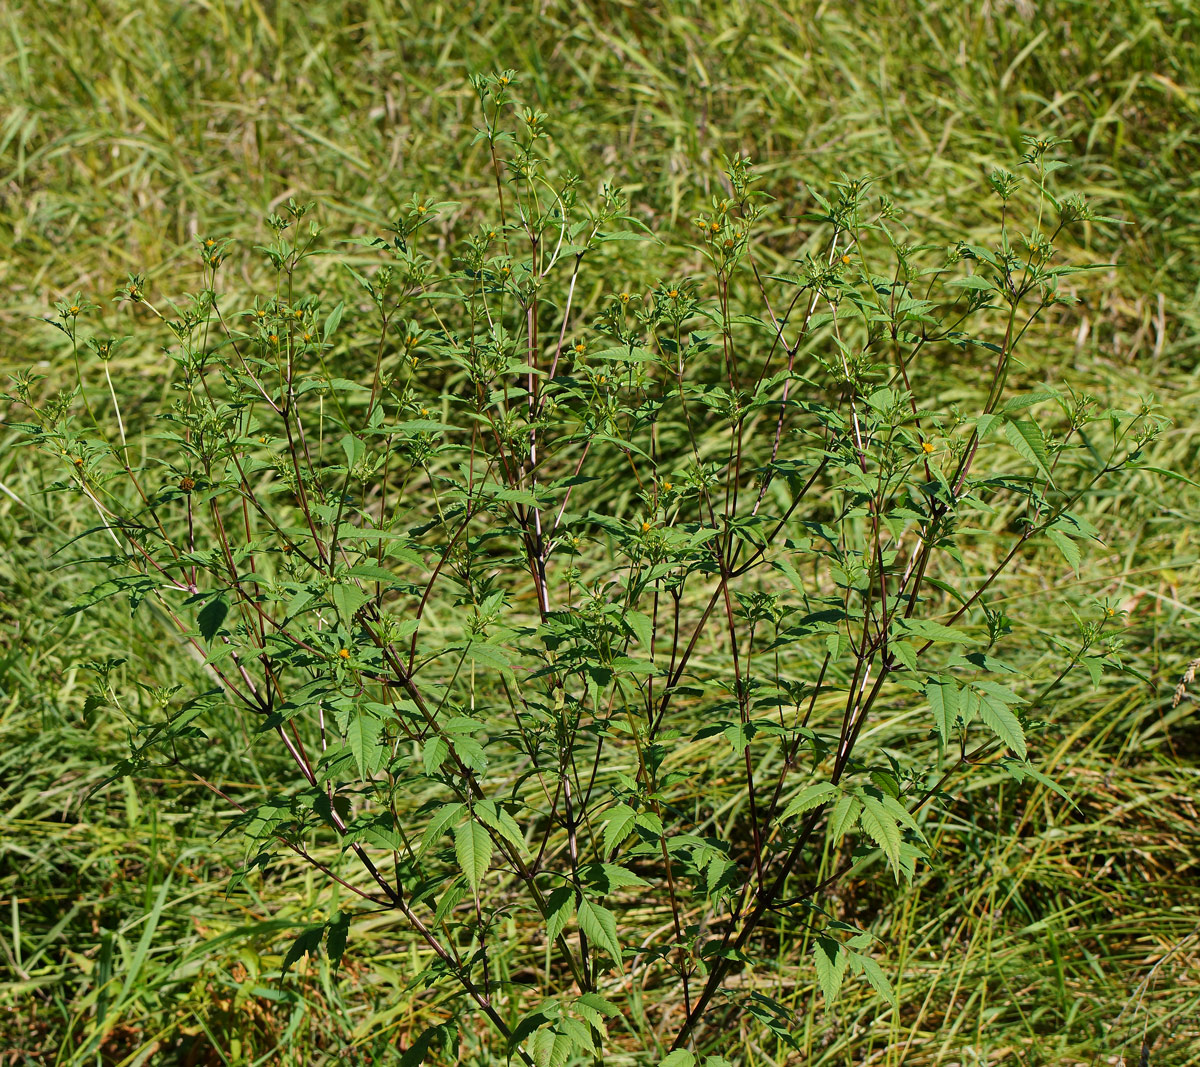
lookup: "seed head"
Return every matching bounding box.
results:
[179,476,195,492]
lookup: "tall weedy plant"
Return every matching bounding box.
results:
[13,75,1159,1064]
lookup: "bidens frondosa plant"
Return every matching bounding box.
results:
[14,75,1160,1064]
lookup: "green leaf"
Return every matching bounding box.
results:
[828,794,862,843]
[545,885,577,943]
[579,863,649,894]
[1005,418,1053,481]
[624,609,653,649]
[529,1028,574,1067]
[902,618,981,645]
[474,799,529,857]
[778,781,838,823]
[849,951,896,1005]
[331,583,369,626]
[281,924,324,976]
[577,899,622,968]
[574,991,620,1025]
[857,793,902,874]
[602,803,637,855]
[659,1052,696,1067]
[422,735,449,776]
[925,677,959,743]
[454,821,492,893]
[400,1023,457,1067]
[197,595,228,642]
[977,694,1027,759]
[419,802,464,856]
[323,300,344,342]
[813,936,848,1003]
[326,911,350,971]
[1046,528,1081,573]
[345,712,381,779]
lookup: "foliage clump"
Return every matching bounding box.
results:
[10,75,1161,1063]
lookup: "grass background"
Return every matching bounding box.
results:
[2,1,1200,1064]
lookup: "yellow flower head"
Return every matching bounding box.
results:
[921,441,935,455]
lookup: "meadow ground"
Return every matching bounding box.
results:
[2,2,1200,1064]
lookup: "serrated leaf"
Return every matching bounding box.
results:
[602,803,637,855]
[1005,418,1053,481]
[559,1017,596,1054]
[813,936,848,1003]
[331,583,369,626]
[978,694,1027,758]
[579,862,649,893]
[902,618,981,645]
[857,793,902,874]
[281,924,324,976]
[659,1052,695,1067]
[925,676,959,743]
[545,885,577,943]
[419,802,464,856]
[529,1028,574,1067]
[624,609,653,649]
[326,911,349,971]
[850,951,896,1004]
[1046,528,1081,573]
[577,899,622,968]
[575,992,619,1017]
[454,821,492,893]
[345,712,381,779]
[422,735,449,776]
[433,878,468,926]
[828,794,862,842]
[475,799,529,857]
[197,596,228,642]
[778,781,838,823]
